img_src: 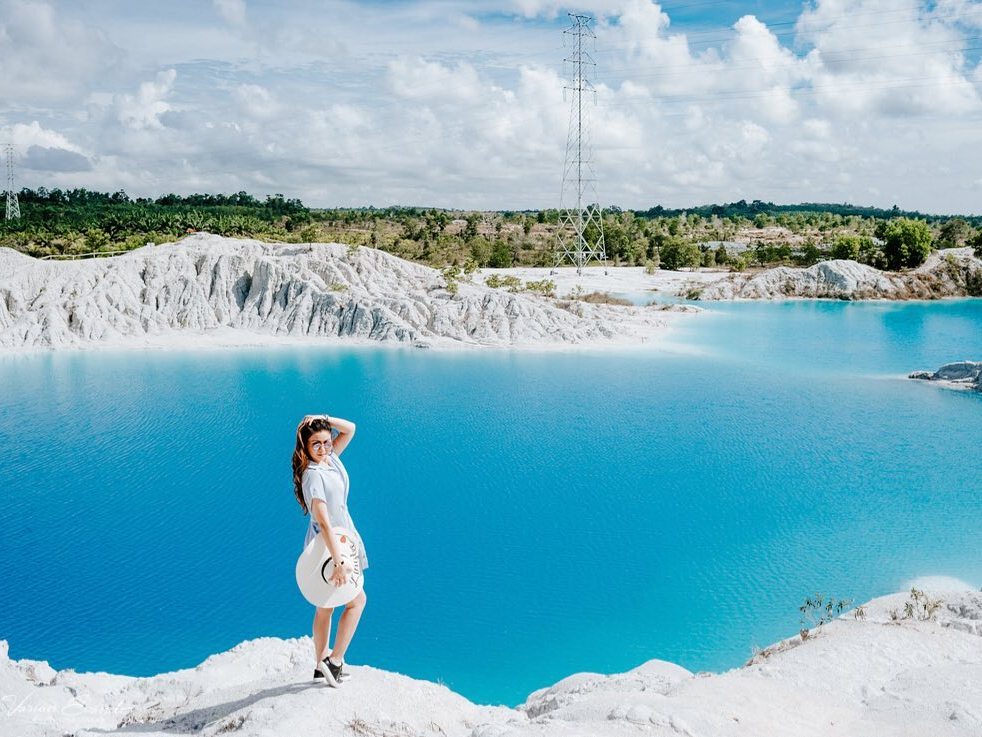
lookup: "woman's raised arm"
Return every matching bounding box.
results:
[325,415,356,455]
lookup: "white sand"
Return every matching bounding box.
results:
[479,265,728,300]
[2,586,980,736]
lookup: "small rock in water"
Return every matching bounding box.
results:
[908,361,982,392]
[933,361,982,381]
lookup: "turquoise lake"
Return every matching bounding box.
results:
[1,299,981,706]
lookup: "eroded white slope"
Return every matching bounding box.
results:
[0,235,680,350]
[688,248,982,300]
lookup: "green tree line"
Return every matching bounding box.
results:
[1,188,309,257]
[3,190,979,271]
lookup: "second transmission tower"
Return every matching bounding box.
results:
[5,145,20,221]
[556,13,605,273]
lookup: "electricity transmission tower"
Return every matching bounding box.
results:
[482,210,497,237]
[556,13,605,273]
[4,144,20,221]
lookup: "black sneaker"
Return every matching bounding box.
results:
[314,658,339,687]
[312,658,348,679]
[313,657,349,682]
[325,657,344,684]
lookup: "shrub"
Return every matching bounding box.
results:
[753,241,793,265]
[937,217,972,248]
[440,264,463,294]
[523,279,556,297]
[485,274,522,290]
[469,237,492,267]
[796,242,823,266]
[659,238,701,270]
[971,231,982,259]
[877,218,933,269]
[84,228,109,252]
[799,594,851,640]
[488,240,513,268]
[831,235,868,261]
[858,238,888,269]
[566,290,631,305]
[888,587,943,622]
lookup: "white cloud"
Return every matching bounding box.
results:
[0,122,93,185]
[213,0,247,27]
[0,121,86,154]
[0,0,124,104]
[797,0,979,116]
[509,0,624,19]
[116,70,177,131]
[233,84,281,120]
[934,0,982,27]
[387,58,483,102]
[5,0,982,213]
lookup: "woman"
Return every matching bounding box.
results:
[292,414,369,687]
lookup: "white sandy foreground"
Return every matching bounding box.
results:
[2,587,980,737]
[0,235,700,353]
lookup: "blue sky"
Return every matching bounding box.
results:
[3,0,982,212]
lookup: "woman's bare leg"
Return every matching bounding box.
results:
[329,590,366,664]
[312,606,334,663]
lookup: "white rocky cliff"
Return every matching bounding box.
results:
[0,234,677,350]
[1,587,979,737]
[685,247,982,300]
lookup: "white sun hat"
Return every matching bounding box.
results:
[295,526,364,608]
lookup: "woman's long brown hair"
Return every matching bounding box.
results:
[292,415,333,514]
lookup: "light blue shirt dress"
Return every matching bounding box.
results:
[301,453,369,570]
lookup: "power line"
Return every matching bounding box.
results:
[641,3,952,39]
[598,71,982,110]
[479,4,981,63]
[596,37,982,83]
[593,8,976,55]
